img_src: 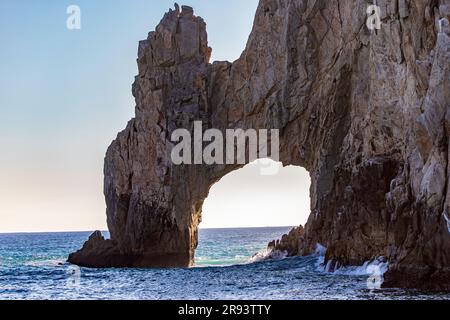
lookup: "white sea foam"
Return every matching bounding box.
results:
[444,212,450,234]
[314,243,327,256]
[313,243,328,269]
[336,258,388,276]
[317,256,388,277]
[25,259,66,267]
[248,249,288,263]
[313,241,388,277]
[315,256,389,289]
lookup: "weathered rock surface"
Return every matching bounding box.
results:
[268,226,305,256]
[68,231,121,268]
[69,1,450,290]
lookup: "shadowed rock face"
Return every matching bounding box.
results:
[69,1,450,290]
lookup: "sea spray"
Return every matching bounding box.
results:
[249,249,288,263]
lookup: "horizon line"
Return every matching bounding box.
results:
[0,225,296,235]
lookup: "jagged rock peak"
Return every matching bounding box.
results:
[171,3,194,17]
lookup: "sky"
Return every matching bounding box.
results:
[0,0,311,233]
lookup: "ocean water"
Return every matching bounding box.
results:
[0,227,449,300]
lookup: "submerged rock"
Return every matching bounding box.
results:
[69,1,450,290]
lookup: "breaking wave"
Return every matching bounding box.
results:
[248,249,288,263]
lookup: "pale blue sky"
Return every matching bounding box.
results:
[0,1,311,232]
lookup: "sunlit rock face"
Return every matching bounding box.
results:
[69,1,450,290]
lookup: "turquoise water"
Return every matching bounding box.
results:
[195,227,291,266]
[0,227,449,300]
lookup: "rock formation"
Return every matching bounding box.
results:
[69,1,450,290]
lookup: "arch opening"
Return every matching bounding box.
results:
[195,159,311,266]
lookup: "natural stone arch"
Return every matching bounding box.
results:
[69,3,321,268]
[198,159,310,231]
[69,2,450,290]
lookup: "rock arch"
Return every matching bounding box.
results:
[69,1,450,290]
[199,159,310,229]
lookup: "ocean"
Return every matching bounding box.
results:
[0,227,448,300]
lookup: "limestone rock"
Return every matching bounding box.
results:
[69,1,450,290]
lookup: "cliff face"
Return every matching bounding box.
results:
[69,1,450,290]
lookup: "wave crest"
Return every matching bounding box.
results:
[248,249,288,263]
